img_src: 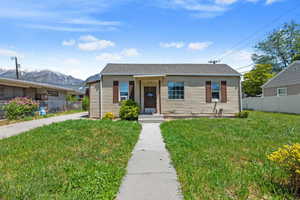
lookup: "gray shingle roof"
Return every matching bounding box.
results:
[86,73,101,84]
[101,63,241,76]
[262,61,300,88]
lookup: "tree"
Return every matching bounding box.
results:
[242,64,274,97]
[293,54,300,62]
[253,21,300,71]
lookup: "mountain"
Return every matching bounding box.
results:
[0,68,84,90]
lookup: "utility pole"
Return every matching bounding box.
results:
[11,56,20,79]
[208,60,221,64]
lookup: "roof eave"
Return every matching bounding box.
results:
[101,73,241,77]
[0,78,81,93]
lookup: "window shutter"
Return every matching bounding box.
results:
[206,81,212,103]
[129,81,135,100]
[113,81,119,103]
[221,81,227,103]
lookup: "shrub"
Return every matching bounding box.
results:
[82,96,89,111]
[66,95,77,102]
[268,143,300,191]
[292,54,300,62]
[103,112,115,120]
[4,97,38,120]
[235,111,249,118]
[119,100,140,120]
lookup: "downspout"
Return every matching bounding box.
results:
[239,76,243,112]
[100,75,103,119]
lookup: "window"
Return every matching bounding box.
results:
[277,88,287,96]
[0,86,4,99]
[120,82,129,101]
[168,82,184,99]
[212,81,220,101]
[48,90,59,97]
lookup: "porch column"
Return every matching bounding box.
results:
[139,80,142,111]
[159,79,161,114]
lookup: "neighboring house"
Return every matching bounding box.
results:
[243,61,300,114]
[0,78,83,118]
[87,63,242,118]
[262,61,300,97]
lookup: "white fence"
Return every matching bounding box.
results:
[243,95,300,114]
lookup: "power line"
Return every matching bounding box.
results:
[210,1,300,63]
[235,63,255,70]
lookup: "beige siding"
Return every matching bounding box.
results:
[263,84,300,97]
[102,76,134,117]
[98,75,241,118]
[89,81,101,118]
[160,76,240,115]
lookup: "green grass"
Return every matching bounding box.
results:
[0,119,141,200]
[0,109,84,126]
[161,111,300,200]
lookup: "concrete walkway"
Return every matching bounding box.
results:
[117,123,183,200]
[0,112,87,139]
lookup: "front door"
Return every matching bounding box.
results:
[144,87,156,113]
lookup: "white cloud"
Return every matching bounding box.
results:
[0,48,23,57]
[160,42,185,48]
[266,0,281,5]
[96,48,140,61]
[79,35,99,42]
[169,0,225,12]
[96,53,122,61]
[215,0,238,5]
[159,0,227,19]
[62,18,121,26]
[192,11,224,18]
[78,35,115,51]
[24,24,107,32]
[62,39,75,46]
[63,58,80,65]
[159,0,263,18]
[121,48,139,57]
[221,49,253,71]
[188,42,213,50]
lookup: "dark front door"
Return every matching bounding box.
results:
[144,87,156,112]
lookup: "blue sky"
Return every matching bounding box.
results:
[0,0,299,79]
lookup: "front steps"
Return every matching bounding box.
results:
[138,114,164,123]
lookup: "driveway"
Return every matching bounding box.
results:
[0,112,88,139]
[117,123,183,200]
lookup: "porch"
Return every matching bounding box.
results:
[134,75,165,115]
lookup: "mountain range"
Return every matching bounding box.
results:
[0,68,86,90]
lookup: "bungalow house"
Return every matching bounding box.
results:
[262,61,300,97]
[0,77,83,118]
[87,63,242,119]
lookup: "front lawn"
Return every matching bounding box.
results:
[0,120,141,200]
[161,112,300,200]
[0,109,84,126]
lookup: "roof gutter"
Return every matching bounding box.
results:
[101,73,241,77]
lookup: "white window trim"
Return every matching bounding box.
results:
[119,82,129,101]
[211,81,221,102]
[277,88,287,96]
[167,81,185,100]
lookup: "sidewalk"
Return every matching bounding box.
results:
[117,123,183,200]
[0,112,87,139]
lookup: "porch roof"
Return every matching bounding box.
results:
[133,74,166,78]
